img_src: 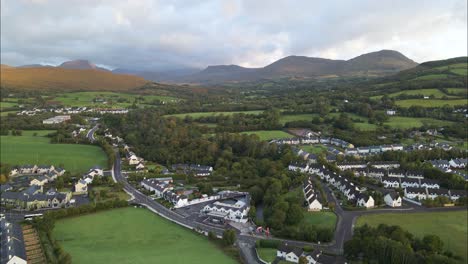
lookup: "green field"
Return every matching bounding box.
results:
[279,114,318,124]
[357,211,467,262]
[395,99,467,108]
[299,145,328,155]
[451,68,468,75]
[0,101,17,109]
[53,207,237,264]
[166,110,264,118]
[257,248,277,263]
[52,92,179,108]
[447,88,467,94]
[240,130,294,141]
[301,211,337,230]
[0,130,107,173]
[411,74,448,81]
[371,88,455,100]
[385,117,454,129]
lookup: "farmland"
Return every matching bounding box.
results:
[357,211,467,263]
[385,116,454,129]
[52,91,180,108]
[166,110,264,118]
[240,130,294,141]
[371,88,455,100]
[279,114,317,125]
[0,130,107,173]
[395,99,467,108]
[53,207,237,264]
[411,74,448,81]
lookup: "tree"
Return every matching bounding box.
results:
[286,204,303,225]
[298,256,308,264]
[222,229,236,246]
[423,234,444,254]
[56,177,64,189]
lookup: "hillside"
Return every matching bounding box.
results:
[59,59,110,71]
[0,66,149,91]
[174,50,418,83]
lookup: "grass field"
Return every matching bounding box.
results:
[411,74,448,81]
[53,207,237,264]
[166,110,264,118]
[301,211,337,230]
[385,117,454,129]
[53,92,179,108]
[279,114,318,124]
[299,145,328,154]
[240,130,294,141]
[451,68,468,75]
[446,88,467,94]
[395,99,467,108]
[257,248,277,263]
[0,130,107,173]
[0,101,17,109]
[371,88,455,100]
[357,211,467,262]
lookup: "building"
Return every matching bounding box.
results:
[1,219,27,264]
[42,115,71,124]
[404,187,427,200]
[336,162,367,171]
[288,162,310,173]
[386,110,396,116]
[74,179,88,194]
[369,161,400,169]
[277,243,303,263]
[201,192,250,223]
[303,178,323,211]
[384,192,402,207]
[1,187,71,210]
[141,178,171,198]
[171,164,214,177]
[356,194,374,208]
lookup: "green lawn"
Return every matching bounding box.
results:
[53,207,237,264]
[240,130,294,141]
[165,110,264,119]
[301,211,337,230]
[395,99,467,108]
[0,130,107,173]
[357,211,467,262]
[299,145,328,155]
[257,248,277,263]
[385,117,454,129]
[52,92,179,108]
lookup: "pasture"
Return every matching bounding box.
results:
[385,117,453,129]
[357,211,467,263]
[52,91,179,108]
[240,130,294,141]
[371,88,454,100]
[166,110,264,118]
[53,207,237,264]
[411,74,448,81]
[395,99,467,108]
[279,114,318,124]
[0,130,107,173]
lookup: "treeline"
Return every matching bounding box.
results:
[345,224,461,264]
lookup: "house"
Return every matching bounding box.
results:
[88,166,104,176]
[388,170,406,178]
[136,162,145,170]
[426,188,450,200]
[449,158,467,169]
[369,161,400,169]
[336,162,367,171]
[9,168,19,176]
[406,171,424,179]
[288,162,309,173]
[367,168,386,178]
[381,177,400,188]
[54,167,66,176]
[141,178,171,197]
[404,187,427,200]
[449,190,466,201]
[357,147,370,154]
[391,144,404,151]
[345,148,358,155]
[429,159,451,169]
[18,165,37,174]
[420,179,440,189]
[30,175,49,186]
[303,179,322,211]
[400,178,420,188]
[277,243,303,263]
[36,165,55,174]
[386,109,396,116]
[1,184,13,193]
[384,192,402,207]
[1,219,27,264]
[74,180,88,194]
[356,193,374,208]
[42,115,71,124]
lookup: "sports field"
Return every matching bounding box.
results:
[53,207,237,264]
[240,130,294,141]
[0,130,107,173]
[166,110,264,118]
[357,211,467,262]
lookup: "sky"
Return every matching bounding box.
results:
[1,0,467,71]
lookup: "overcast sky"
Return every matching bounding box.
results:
[1,0,467,70]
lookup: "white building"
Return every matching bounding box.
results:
[42,115,71,124]
[384,192,402,207]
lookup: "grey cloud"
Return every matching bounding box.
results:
[1,0,466,70]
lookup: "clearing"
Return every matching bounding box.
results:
[0,130,107,173]
[53,207,237,264]
[356,211,467,263]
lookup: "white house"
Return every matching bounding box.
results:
[381,177,399,188]
[384,192,402,207]
[74,180,88,194]
[136,162,145,170]
[404,187,427,200]
[288,162,309,173]
[386,110,396,116]
[201,194,250,223]
[277,244,303,263]
[356,194,374,208]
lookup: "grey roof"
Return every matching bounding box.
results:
[1,219,27,263]
[0,184,12,192]
[278,243,303,256]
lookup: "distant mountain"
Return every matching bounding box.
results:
[18,64,54,68]
[1,65,148,91]
[59,59,110,71]
[174,50,418,84]
[112,67,200,82]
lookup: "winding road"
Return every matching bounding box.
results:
[86,124,99,142]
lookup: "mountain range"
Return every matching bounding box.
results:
[11,50,417,84]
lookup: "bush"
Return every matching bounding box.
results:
[257,239,281,249]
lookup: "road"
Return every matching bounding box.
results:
[86,124,99,142]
